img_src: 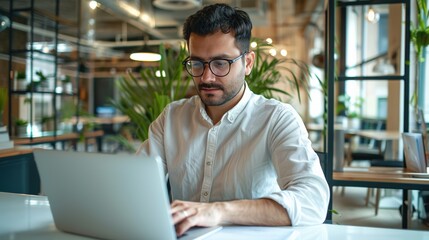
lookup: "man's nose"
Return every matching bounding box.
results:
[200,64,215,82]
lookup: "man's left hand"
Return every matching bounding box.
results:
[171,200,222,236]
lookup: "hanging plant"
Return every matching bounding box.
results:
[410,0,429,108]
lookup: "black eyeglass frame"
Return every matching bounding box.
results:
[182,51,248,77]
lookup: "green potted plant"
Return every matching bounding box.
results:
[35,70,49,90]
[14,118,28,136]
[61,75,73,93]
[15,71,27,91]
[58,99,77,133]
[41,115,55,132]
[336,94,364,129]
[26,71,49,91]
[0,87,7,127]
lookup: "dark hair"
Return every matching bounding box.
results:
[183,3,252,53]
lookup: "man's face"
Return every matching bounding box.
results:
[188,31,254,106]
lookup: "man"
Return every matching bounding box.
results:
[138,3,329,236]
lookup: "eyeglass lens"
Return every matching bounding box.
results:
[186,59,230,77]
[184,52,246,77]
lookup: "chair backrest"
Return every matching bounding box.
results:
[360,118,385,149]
[315,150,332,224]
[315,151,327,175]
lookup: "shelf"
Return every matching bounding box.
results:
[7,0,82,141]
[10,90,77,95]
[12,130,104,146]
[10,49,77,64]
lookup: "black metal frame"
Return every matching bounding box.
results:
[325,0,411,228]
[7,0,82,143]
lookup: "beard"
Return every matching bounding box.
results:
[197,81,244,106]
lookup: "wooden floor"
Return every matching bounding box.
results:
[332,186,429,230]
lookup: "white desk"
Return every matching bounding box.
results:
[1,192,428,240]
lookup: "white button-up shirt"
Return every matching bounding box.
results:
[139,85,329,226]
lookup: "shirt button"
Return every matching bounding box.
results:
[203,192,208,196]
[206,161,212,166]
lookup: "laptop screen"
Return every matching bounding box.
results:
[402,132,427,173]
[34,149,177,240]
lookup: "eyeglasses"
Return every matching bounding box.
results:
[182,52,247,77]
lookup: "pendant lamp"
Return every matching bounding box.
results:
[130,35,161,62]
[0,14,10,32]
[366,6,380,24]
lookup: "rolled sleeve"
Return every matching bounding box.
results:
[265,170,330,226]
[267,105,330,225]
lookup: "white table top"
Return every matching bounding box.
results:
[0,192,428,240]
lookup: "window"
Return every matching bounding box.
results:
[343,4,398,120]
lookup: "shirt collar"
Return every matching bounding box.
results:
[225,82,252,123]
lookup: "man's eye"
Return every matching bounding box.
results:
[212,60,228,68]
[191,61,203,68]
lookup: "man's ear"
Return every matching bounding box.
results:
[245,51,255,76]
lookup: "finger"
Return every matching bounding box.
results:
[172,208,191,224]
[170,199,185,208]
[175,214,196,236]
[170,200,187,215]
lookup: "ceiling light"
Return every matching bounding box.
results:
[130,51,161,62]
[42,45,50,53]
[130,44,161,62]
[366,6,380,23]
[269,48,277,56]
[89,1,98,10]
[0,14,10,32]
[280,49,287,57]
[250,41,258,49]
[266,38,273,44]
[153,0,201,11]
[130,34,161,62]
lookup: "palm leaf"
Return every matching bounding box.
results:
[111,43,191,143]
[246,38,312,103]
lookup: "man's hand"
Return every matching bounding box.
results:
[170,198,291,236]
[171,200,222,236]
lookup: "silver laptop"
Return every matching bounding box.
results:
[33,149,221,240]
[402,132,429,177]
